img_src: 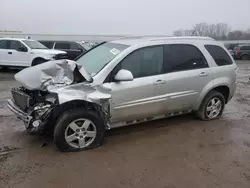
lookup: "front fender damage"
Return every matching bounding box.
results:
[49,83,112,129]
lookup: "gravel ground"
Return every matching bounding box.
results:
[1,61,250,188]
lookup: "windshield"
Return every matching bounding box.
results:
[23,40,48,49]
[76,42,129,76]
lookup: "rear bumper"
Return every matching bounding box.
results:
[7,99,32,127]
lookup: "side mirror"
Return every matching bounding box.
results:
[18,47,28,52]
[114,69,134,82]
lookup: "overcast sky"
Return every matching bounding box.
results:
[1,0,250,35]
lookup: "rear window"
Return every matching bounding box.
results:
[205,45,233,66]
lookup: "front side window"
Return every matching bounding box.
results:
[205,45,233,66]
[23,40,47,49]
[9,41,23,50]
[0,40,8,49]
[76,42,129,76]
[119,46,163,78]
[55,42,70,50]
[164,44,208,73]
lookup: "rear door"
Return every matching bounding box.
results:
[241,46,250,59]
[0,40,9,65]
[155,44,212,113]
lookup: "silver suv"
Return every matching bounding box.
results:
[7,36,237,152]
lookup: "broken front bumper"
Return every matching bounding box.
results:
[7,99,32,128]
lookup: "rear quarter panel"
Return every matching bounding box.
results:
[193,42,237,109]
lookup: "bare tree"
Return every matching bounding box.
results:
[173,29,195,36]
[173,22,231,40]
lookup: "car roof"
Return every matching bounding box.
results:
[39,40,76,43]
[111,36,215,46]
[237,44,250,47]
[0,38,36,42]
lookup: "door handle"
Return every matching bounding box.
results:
[8,52,12,54]
[154,80,166,85]
[199,72,208,77]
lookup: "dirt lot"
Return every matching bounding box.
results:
[1,61,250,188]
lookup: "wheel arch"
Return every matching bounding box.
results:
[195,79,231,110]
[31,57,47,66]
[49,100,109,131]
[240,54,250,60]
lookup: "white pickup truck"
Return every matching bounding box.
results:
[0,38,67,67]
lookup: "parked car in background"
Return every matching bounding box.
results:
[224,43,240,59]
[7,36,237,152]
[233,44,250,60]
[224,43,239,50]
[39,40,87,60]
[79,41,99,50]
[0,38,67,67]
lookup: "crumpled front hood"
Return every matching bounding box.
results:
[14,59,92,91]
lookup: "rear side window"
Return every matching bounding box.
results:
[0,40,8,49]
[40,41,54,49]
[241,46,250,50]
[205,45,233,66]
[55,42,70,49]
[163,44,208,73]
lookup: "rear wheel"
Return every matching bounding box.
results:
[54,108,105,152]
[241,55,250,60]
[32,58,46,66]
[196,91,225,120]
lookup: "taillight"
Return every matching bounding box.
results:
[236,50,240,55]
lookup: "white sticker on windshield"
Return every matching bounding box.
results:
[110,48,120,55]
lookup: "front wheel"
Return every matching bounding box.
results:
[54,108,105,152]
[32,58,46,66]
[196,91,225,120]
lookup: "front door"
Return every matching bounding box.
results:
[108,45,165,123]
[0,40,10,66]
[7,41,30,66]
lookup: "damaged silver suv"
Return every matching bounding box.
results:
[7,36,237,152]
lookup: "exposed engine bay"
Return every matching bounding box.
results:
[10,87,56,133]
[8,60,111,134]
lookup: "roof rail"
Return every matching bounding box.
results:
[151,36,215,41]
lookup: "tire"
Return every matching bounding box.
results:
[241,55,250,60]
[54,108,105,152]
[196,91,225,121]
[32,58,46,66]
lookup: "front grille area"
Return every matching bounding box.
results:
[11,88,30,111]
[54,53,68,60]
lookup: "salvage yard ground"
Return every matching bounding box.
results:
[1,61,250,188]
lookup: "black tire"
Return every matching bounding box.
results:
[196,90,225,121]
[241,55,250,60]
[54,108,105,152]
[32,58,46,66]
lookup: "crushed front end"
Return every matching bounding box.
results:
[7,87,56,134]
[7,60,112,134]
